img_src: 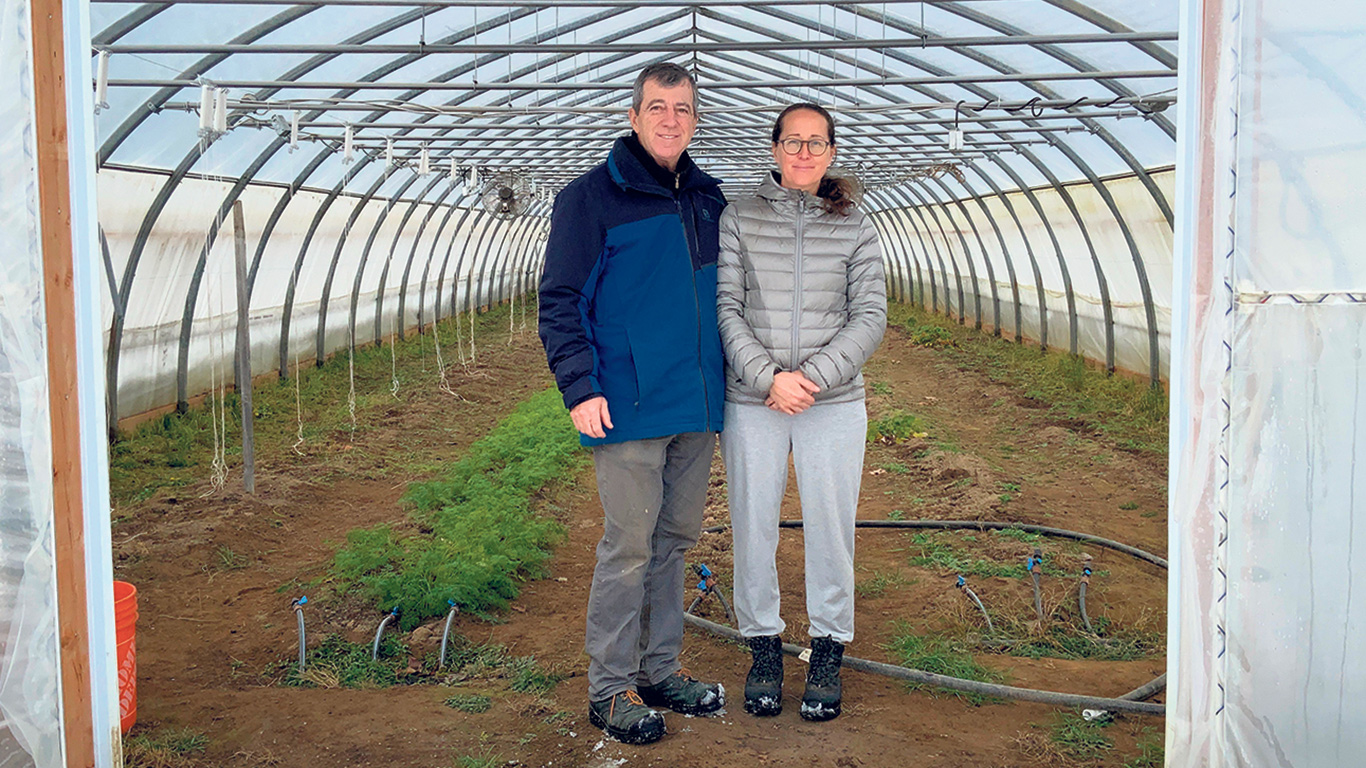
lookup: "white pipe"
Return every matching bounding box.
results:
[212,87,228,133]
[94,51,110,113]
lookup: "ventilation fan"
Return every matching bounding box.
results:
[479,172,533,218]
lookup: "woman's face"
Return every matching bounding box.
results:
[772,108,835,194]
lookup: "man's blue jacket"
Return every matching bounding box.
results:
[538,135,727,446]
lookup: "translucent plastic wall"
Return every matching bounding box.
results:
[873,168,1174,380]
[0,0,67,759]
[1168,0,1366,764]
[99,168,547,422]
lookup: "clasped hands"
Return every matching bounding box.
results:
[569,368,821,437]
[767,370,820,415]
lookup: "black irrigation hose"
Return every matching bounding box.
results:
[701,519,1168,570]
[683,614,1164,716]
[691,518,1168,716]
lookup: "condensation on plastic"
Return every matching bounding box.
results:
[99,170,537,419]
[1168,0,1366,765]
[0,0,66,760]
[878,170,1174,379]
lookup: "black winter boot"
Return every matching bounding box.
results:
[744,635,784,716]
[800,636,844,722]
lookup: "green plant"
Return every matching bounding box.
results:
[998,493,1013,504]
[280,634,410,688]
[990,526,1041,544]
[1048,710,1114,761]
[856,570,910,599]
[867,410,928,443]
[454,747,502,768]
[903,320,956,348]
[507,656,563,695]
[1000,482,1021,492]
[1125,728,1165,768]
[878,462,912,475]
[214,545,247,571]
[333,387,581,628]
[884,627,1001,704]
[870,381,893,396]
[888,508,906,521]
[908,532,1066,579]
[1119,500,1140,510]
[123,727,209,767]
[444,693,493,713]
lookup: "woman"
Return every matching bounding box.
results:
[716,103,887,721]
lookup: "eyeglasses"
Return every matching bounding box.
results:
[777,138,831,156]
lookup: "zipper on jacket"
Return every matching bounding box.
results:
[790,194,805,373]
[677,194,713,431]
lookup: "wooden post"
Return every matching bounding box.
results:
[233,202,255,494]
[31,0,96,762]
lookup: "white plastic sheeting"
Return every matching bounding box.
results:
[0,0,66,760]
[1168,0,1366,765]
[99,168,545,420]
[874,168,1174,379]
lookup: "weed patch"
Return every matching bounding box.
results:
[332,387,582,628]
[123,727,209,768]
[444,693,493,713]
[868,410,929,443]
[1047,710,1114,762]
[884,626,1002,704]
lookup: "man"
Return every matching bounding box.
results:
[538,63,728,745]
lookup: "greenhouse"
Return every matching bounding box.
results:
[1,0,1361,764]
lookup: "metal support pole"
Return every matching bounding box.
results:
[232,201,255,494]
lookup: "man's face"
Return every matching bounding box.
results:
[628,78,698,172]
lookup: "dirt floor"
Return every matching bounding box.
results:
[113,316,1168,768]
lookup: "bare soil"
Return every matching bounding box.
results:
[115,319,1168,768]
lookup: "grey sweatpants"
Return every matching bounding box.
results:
[584,431,716,702]
[720,399,867,643]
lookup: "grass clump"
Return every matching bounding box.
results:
[123,727,209,768]
[884,626,1002,704]
[1047,710,1114,762]
[1125,729,1164,768]
[907,532,1066,579]
[508,655,565,695]
[444,693,493,713]
[868,410,928,443]
[332,387,582,629]
[454,748,502,768]
[855,569,912,599]
[904,321,956,349]
[887,304,1168,454]
[281,633,410,688]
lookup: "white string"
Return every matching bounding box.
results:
[431,312,461,398]
[200,134,228,497]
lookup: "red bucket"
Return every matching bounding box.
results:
[113,581,138,734]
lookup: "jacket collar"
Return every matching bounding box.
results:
[606,134,721,197]
[756,170,818,210]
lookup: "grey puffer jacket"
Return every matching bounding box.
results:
[717,172,887,406]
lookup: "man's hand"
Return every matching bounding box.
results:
[570,396,614,438]
[766,371,821,415]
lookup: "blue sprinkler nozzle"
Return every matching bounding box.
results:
[956,575,966,589]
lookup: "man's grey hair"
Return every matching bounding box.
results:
[631,63,698,113]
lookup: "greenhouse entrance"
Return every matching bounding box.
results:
[4,0,1364,766]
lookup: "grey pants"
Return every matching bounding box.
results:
[720,399,867,643]
[585,431,716,702]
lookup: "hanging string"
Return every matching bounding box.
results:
[431,310,461,398]
[199,133,228,497]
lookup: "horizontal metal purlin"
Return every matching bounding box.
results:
[107,70,1174,91]
[101,31,1177,55]
[182,105,1153,126]
[262,121,1090,135]
[91,0,1017,5]
[164,94,1174,116]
